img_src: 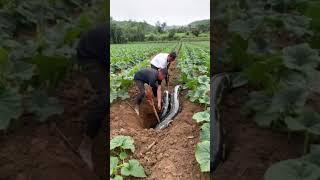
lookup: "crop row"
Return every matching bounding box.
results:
[178,41,210,172]
[110,42,178,103]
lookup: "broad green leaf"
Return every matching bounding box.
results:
[265,159,320,180]
[198,75,210,85]
[200,123,210,141]
[0,88,22,130]
[310,144,320,154]
[303,146,320,167]
[110,135,135,152]
[199,95,210,105]
[268,86,308,114]
[195,141,210,172]
[193,111,210,123]
[120,159,146,178]
[119,151,128,160]
[113,175,123,180]
[6,60,35,81]
[247,37,271,55]
[254,112,279,128]
[228,17,262,40]
[285,110,320,135]
[26,90,63,122]
[110,156,119,176]
[28,55,72,87]
[282,15,312,37]
[245,91,270,112]
[283,44,320,72]
[281,71,307,88]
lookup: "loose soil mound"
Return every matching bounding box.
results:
[0,72,105,180]
[111,96,207,180]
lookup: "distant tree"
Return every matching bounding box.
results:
[198,23,209,32]
[155,21,167,33]
[161,22,167,31]
[188,24,192,31]
[147,34,156,41]
[110,20,126,43]
[168,29,175,39]
[191,28,200,37]
[155,21,162,33]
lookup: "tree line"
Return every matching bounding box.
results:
[110,17,209,44]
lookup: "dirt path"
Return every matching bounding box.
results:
[212,87,304,180]
[0,72,105,180]
[110,61,209,179]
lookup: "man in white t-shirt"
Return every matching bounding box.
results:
[150,51,177,86]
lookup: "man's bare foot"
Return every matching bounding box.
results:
[78,135,94,171]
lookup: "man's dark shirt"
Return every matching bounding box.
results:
[134,68,159,96]
[76,24,107,67]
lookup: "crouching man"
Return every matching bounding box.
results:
[133,68,168,115]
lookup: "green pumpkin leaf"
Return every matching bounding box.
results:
[283,43,320,72]
[229,17,262,40]
[119,151,128,160]
[193,111,210,123]
[268,86,308,114]
[6,60,35,81]
[110,135,135,152]
[26,90,63,122]
[200,123,210,141]
[265,159,320,180]
[303,146,320,167]
[113,175,123,180]
[254,112,279,128]
[198,75,210,85]
[195,141,210,172]
[285,110,320,135]
[282,15,312,37]
[120,159,146,177]
[110,156,119,176]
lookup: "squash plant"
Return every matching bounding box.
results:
[265,144,320,180]
[110,135,146,180]
[193,109,210,172]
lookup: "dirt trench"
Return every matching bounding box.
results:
[110,61,209,180]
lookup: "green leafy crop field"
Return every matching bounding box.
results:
[110,40,210,179]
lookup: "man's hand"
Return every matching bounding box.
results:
[146,92,152,101]
[157,86,162,110]
[147,99,153,106]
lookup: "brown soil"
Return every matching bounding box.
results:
[111,61,210,180]
[0,72,105,180]
[212,87,304,180]
[111,97,207,180]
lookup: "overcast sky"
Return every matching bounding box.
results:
[110,0,210,26]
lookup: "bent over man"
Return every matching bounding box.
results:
[133,68,168,115]
[150,51,176,85]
